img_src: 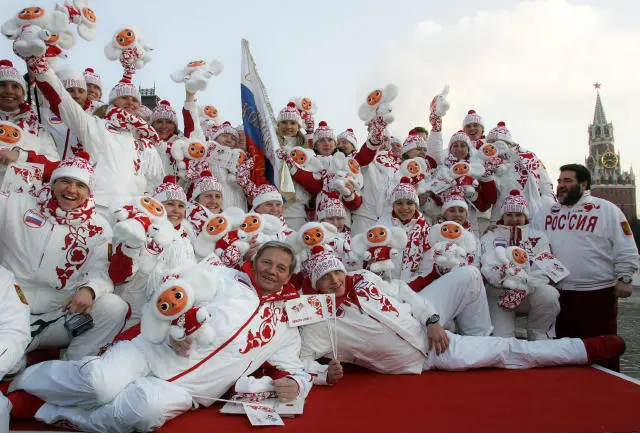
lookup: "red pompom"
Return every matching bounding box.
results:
[162,175,177,184]
[347,128,354,133]
[201,170,213,177]
[468,109,476,114]
[318,121,328,127]
[85,67,95,73]
[408,129,418,136]
[509,189,521,196]
[287,102,296,108]
[159,100,171,107]
[76,151,91,162]
[497,121,506,127]
[0,59,14,68]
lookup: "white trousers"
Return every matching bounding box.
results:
[419,267,493,336]
[423,331,588,371]
[27,293,128,360]
[0,394,9,433]
[487,284,560,340]
[11,340,192,433]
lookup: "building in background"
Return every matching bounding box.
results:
[585,83,636,222]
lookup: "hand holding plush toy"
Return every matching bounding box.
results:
[429,85,450,132]
[192,207,247,263]
[170,135,208,175]
[112,195,175,250]
[104,27,152,72]
[358,84,398,125]
[286,221,337,275]
[397,158,431,194]
[170,58,223,94]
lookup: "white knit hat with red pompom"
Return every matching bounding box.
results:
[486,121,513,144]
[448,130,472,151]
[211,121,239,141]
[442,190,468,212]
[309,250,346,288]
[151,100,178,125]
[51,151,95,191]
[277,101,306,131]
[313,121,335,144]
[251,184,283,210]
[0,60,26,95]
[316,196,346,221]
[337,128,357,147]
[191,170,222,200]
[153,175,187,204]
[392,182,419,206]
[462,109,484,128]
[500,189,529,217]
[402,129,427,155]
[83,68,102,89]
[109,77,141,104]
[138,105,152,121]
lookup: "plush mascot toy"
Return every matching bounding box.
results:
[112,195,176,250]
[200,104,223,126]
[55,0,97,41]
[427,221,476,274]
[291,96,317,134]
[493,246,548,311]
[237,212,283,245]
[286,221,337,275]
[140,269,217,345]
[327,152,363,196]
[288,146,323,172]
[477,141,507,178]
[170,135,208,176]
[170,58,223,93]
[397,158,431,194]
[104,26,152,69]
[352,224,407,279]
[358,84,398,125]
[192,207,247,263]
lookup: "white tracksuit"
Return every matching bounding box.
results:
[531,191,639,291]
[11,266,312,433]
[480,224,560,339]
[33,68,164,214]
[301,269,589,383]
[0,191,128,360]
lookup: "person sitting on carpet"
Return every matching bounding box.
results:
[300,251,625,384]
[5,242,312,433]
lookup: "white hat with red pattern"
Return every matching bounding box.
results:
[51,151,95,191]
[151,100,178,125]
[153,175,187,204]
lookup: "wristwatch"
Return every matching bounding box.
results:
[426,314,440,326]
[618,276,633,285]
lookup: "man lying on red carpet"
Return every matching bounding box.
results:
[5,242,312,433]
[300,251,625,384]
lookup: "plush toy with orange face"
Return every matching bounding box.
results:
[140,270,217,345]
[170,58,224,93]
[104,26,152,69]
[477,142,507,178]
[327,152,363,198]
[0,121,24,148]
[192,207,247,262]
[55,0,97,41]
[112,195,176,250]
[170,137,209,175]
[427,221,477,274]
[357,84,398,125]
[351,224,407,278]
[237,212,283,246]
[286,221,338,275]
[290,96,317,133]
[199,104,223,127]
[288,146,323,173]
[398,158,431,194]
[3,7,75,62]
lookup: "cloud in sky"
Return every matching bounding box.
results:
[374,0,640,200]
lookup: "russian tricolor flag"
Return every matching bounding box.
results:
[240,39,295,201]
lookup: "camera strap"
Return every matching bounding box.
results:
[30,315,65,338]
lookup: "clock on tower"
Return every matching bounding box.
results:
[600,151,618,169]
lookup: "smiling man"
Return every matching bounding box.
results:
[532,163,639,371]
[0,153,127,361]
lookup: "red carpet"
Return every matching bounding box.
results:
[11,366,640,433]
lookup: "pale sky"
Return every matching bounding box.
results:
[2,0,638,207]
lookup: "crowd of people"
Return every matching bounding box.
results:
[0,14,638,433]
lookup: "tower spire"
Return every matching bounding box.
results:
[592,82,607,125]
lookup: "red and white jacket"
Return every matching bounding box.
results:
[0,265,30,379]
[301,270,437,382]
[378,211,432,280]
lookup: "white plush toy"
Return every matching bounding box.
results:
[112,196,176,250]
[192,207,247,259]
[290,96,317,132]
[104,27,152,69]
[238,212,283,245]
[3,7,75,62]
[170,59,224,94]
[288,146,323,173]
[477,141,507,178]
[200,104,223,126]
[429,84,451,117]
[327,151,363,196]
[352,224,407,278]
[427,221,476,273]
[286,221,337,274]
[55,0,97,41]
[493,246,548,310]
[397,158,431,194]
[357,84,398,125]
[170,136,208,172]
[140,268,217,345]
